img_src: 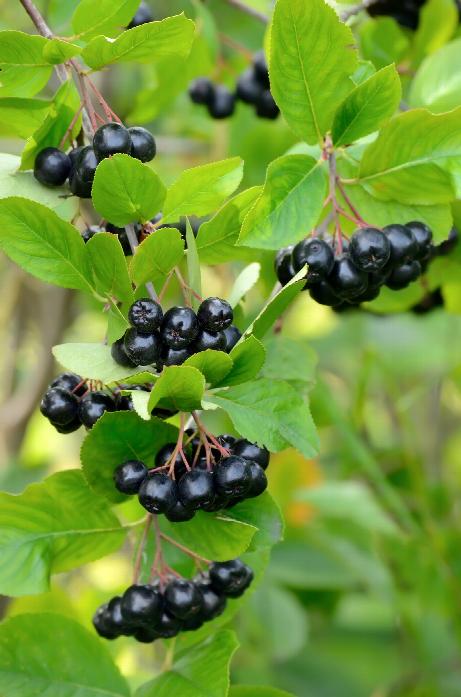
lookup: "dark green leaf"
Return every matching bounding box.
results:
[184,350,233,386]
[220,492,284,551]
[262,335,317,385]
[86,232,134,303]
[52,342,143,383]
[130,228,184,290]
[218,335,266,387]
[409,37,461,113]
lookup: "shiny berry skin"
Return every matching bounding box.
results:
[349,227,391,271]
[114,460,148,495]
[155,611,182,639]
[68,146,84,170]
[208,86,236,119]
[386,260,422,290]
[75,145,98,183]
[189,77,215,105]
[121,585,163,627]
[405,221,433,259]
[54,416,82,434]
[155,443,185,474]
[134,627,158,643]
[178,470,215,510]
[34,147,71,187]
[437,228,459,256]
[292,238,335,279]
[124,328,161,365]
[128,126,156,162]
[217,434,237,451]
[383,224,418,264]
[253,50,270,86]
[274,246,295,286]
[255,90,279,119]
[161,307,199,349]
[193,329,227,353]
[329,256,368,299]
[197,297,233,332]
[236,68,262,104]
[164,579,202,620]
[128,298,163,332]
[93,603,118,640]
[138,471,177,514]
[40,387,79,426]
[224,325,241,353]
[309,280,340,306]
[78,392,115,428]
[197,583,227,621]
[247,461,268,498]
[353,285,381,303]
[107,596,134,636]
[50,372,84,395]
[128,1,153,28]
[232,439,270,469]
[165,500,196,522]
[214,456,252,497]
[209,559,254,598]
[93,122,132,161]
[161,346,191,367]
[69,170,92,199]
[111,337,136,368]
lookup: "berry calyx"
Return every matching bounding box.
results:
[197,297,233,332]
[161,307,199,349]
[93,122,132,161]
[128,298,163,332]
[128,126,156,163]
[34,147,71,187]
[349,227,391,271]
[114,460,148,495]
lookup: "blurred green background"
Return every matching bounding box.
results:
[2,1,461,695]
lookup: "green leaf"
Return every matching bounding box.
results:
[52,342,143,383]
[239,155,327,249]
[81,412,178,503]
[412,0,458,67]
[409,37,461,114]
[204,378,319,457]
[0,31,52,67]
[129,389,151,420]
[163,158,244,222]
[262,335,317,385]
[219,335,266,387]
[148,366,205,413]
[297,482,399,536]
[131,228,184,290]
[92,154,166,226]
[0,154,77,222]
[21,80,82,170]
[332,65,401,146]
[196,187,262,264]
[136,631,238,697]
[230,687,295,697]
[184,350,233,386]
[228,263,260,307]
[41,38,81,64]
[86,232,134,303]
[358,107,461,204]
[0,98,50,138]
[186,220,202,310]
[82,14,195,70]
[358,17,409,70]
[0,613,129,696]
[72,0,140,40]
[107,304,131,344]
[0,197,94,293]
[269,0,358,144]
[0,471,126,596]
[242,268,307,341]
[221,492,283,551]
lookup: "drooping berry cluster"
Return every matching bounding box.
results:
[275,221,445,308]
[33,122,156,198]
[114,433,269,521]
[93,559,253,642]
[188,51,279,120]
[112,297,241,369]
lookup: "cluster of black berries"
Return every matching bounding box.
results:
[40,373,158,433]
[114,433,270,521]
[33,122,156,198]
[127,1,153,28]
[188,51,279,120]
[93,559,253,642]
[111,297,241,369]
[275,221,441,308]
[367,0,425,29]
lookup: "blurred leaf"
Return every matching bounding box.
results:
[359,17,409,70]
[332,65,401,146]
[0,98,50,138]
[196,187,262,264]
[230,688,295,697]
[130,227,184,291]
[184,350,233,386]
[221,492,284,551]
[0,32,52,97]
[220,335,266,387]
[53,342,143,383]
[240,155,327,250]
[0,471,126,596]
[412,0,458,67]
[0,197,94,293]
[86,232,134,303]
[82,14,195,70]
[269,541,357,590]
[409,38,461,113]
[228,263,261,308]
[163,158,244,222]
[0,154,77,221]
[92,154,166,226]
[270,0,357,144]
[136,630,238,697]
[72,0,140,40]
[262,336,317,385]
[148,365,205,412]
[81,412,178,503]
[0,613,129,696]
[186,219,202,309]
[351,60,376,85]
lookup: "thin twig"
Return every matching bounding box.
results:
[132,515,153,584]
[223,0,268,24]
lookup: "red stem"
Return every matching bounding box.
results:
[132,515,153,584]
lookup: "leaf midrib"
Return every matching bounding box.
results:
[359,150,458,183]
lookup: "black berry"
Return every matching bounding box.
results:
[255,90,279,119]
[93,122,132,161]
[178,469,215,510]
[309,280,340,306]
[124,328,161,365]
[155,611,182,639]
[128,126,156,163]
[232,439,270,469]
[189,77,215,105]
[209,559,254,598]
[405,220,433,259]
[165,500,196,522]
[164,579,202,620]
[93,604,118,640]
[214,456,252,497]
[78,392,115,428]
[161,346,191,367]
[386,260,422,290]
[236,68,262,104]
[128,298,163,332]
[329,256,368,299]
[40,387,79,426]
[107,596,134,636]
[208,86,236,119]
[349,227,391,271]
[111,337,136,368]
[223,325,241,353]
[193,329,227,353]
[292,238,335,279]
[121,585,162,626]
[54,416,82,434]
[50,372,84,395]
[197,583,227,621]
[197,297,233,332]
[275,246,295,285]
[34,147,71,187]
[138,471,177,513]
[161,307,199,349]
[383,224,418,264]
[253,50,270,86]
[247,461,268,498]
[114,460,148,495]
